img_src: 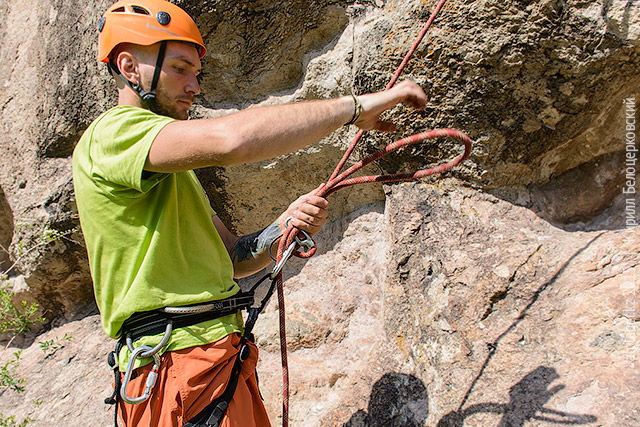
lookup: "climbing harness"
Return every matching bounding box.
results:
[104,292,255,427]
[178,229,314,427]
[104,231,314,427]
[272,0,472,426]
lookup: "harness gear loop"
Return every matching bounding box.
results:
[118,321,171,407]
[126,319,173,359]
[104,350,120,405]
[120,345,161,405]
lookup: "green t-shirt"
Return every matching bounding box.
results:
[72,105,243,369]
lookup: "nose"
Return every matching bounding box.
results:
[186,72,200,96]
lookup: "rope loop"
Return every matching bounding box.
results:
[271,1,472,425]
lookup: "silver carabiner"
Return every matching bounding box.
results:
[126,320,173,359]
[120,345,161,405]
[270,229,315,279]
[294,229,315,251]
[270,239,298,279]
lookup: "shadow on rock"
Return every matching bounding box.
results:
[437,366,597,427]
[436,235,604,426]
[492,151,633,232]
[343,372,429,427]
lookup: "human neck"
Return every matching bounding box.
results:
[118,88,146,109]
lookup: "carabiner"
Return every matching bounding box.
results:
[120,345,161,405]
[270,229,315,279]
[294,229,315,251]
[126,320,173,359]
[270,239,298,279]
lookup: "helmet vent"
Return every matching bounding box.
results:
[112,6,125,12]
[131,5,151,15]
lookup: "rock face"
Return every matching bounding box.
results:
[0,0,639,426]
[381,181,639,427]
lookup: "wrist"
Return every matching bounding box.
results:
[344,93,362,126]
[230,220,282,263]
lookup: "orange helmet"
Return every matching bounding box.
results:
[97,0,206,63]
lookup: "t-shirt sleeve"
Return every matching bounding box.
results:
[89,107,176,192]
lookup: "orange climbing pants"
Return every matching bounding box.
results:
[118,333,271,427]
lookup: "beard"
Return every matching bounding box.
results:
[151,86,190,121]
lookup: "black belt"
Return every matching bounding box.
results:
[119,292,255,342]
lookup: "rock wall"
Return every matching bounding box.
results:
[0,0,638,426]
[381,181,638,426]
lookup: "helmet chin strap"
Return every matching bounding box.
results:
[108,41,167,113]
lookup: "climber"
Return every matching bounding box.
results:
[72,0,428,426]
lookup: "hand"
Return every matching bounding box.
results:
[354,80,428,132]
[279,185,329,237]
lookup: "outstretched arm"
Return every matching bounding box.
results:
[213,188,329,279]
[146,80,428,172]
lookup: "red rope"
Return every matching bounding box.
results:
[272,1,471,425]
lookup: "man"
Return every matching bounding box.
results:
[72,0,428,426]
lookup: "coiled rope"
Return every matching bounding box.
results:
[273,0,471,425]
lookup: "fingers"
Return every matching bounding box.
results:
[354,80,427,131]
[282,193,329,236]
[395,80,428,109]
[289,214,325,236]
[309,183,326,196]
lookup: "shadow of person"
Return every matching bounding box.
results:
[437,366,597,427]
[499,366,563,426]
[343,372,429,427]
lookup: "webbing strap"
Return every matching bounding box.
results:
[106,40,167,113]
[120,293,254,342]
[182,336,249,427]
[105,340,124,427]
[182,276,277,427]
[142,40,167,112]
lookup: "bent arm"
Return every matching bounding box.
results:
[212,216,281,279]
[145,80,428,173]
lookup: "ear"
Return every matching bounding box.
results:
[116,50,140,85]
